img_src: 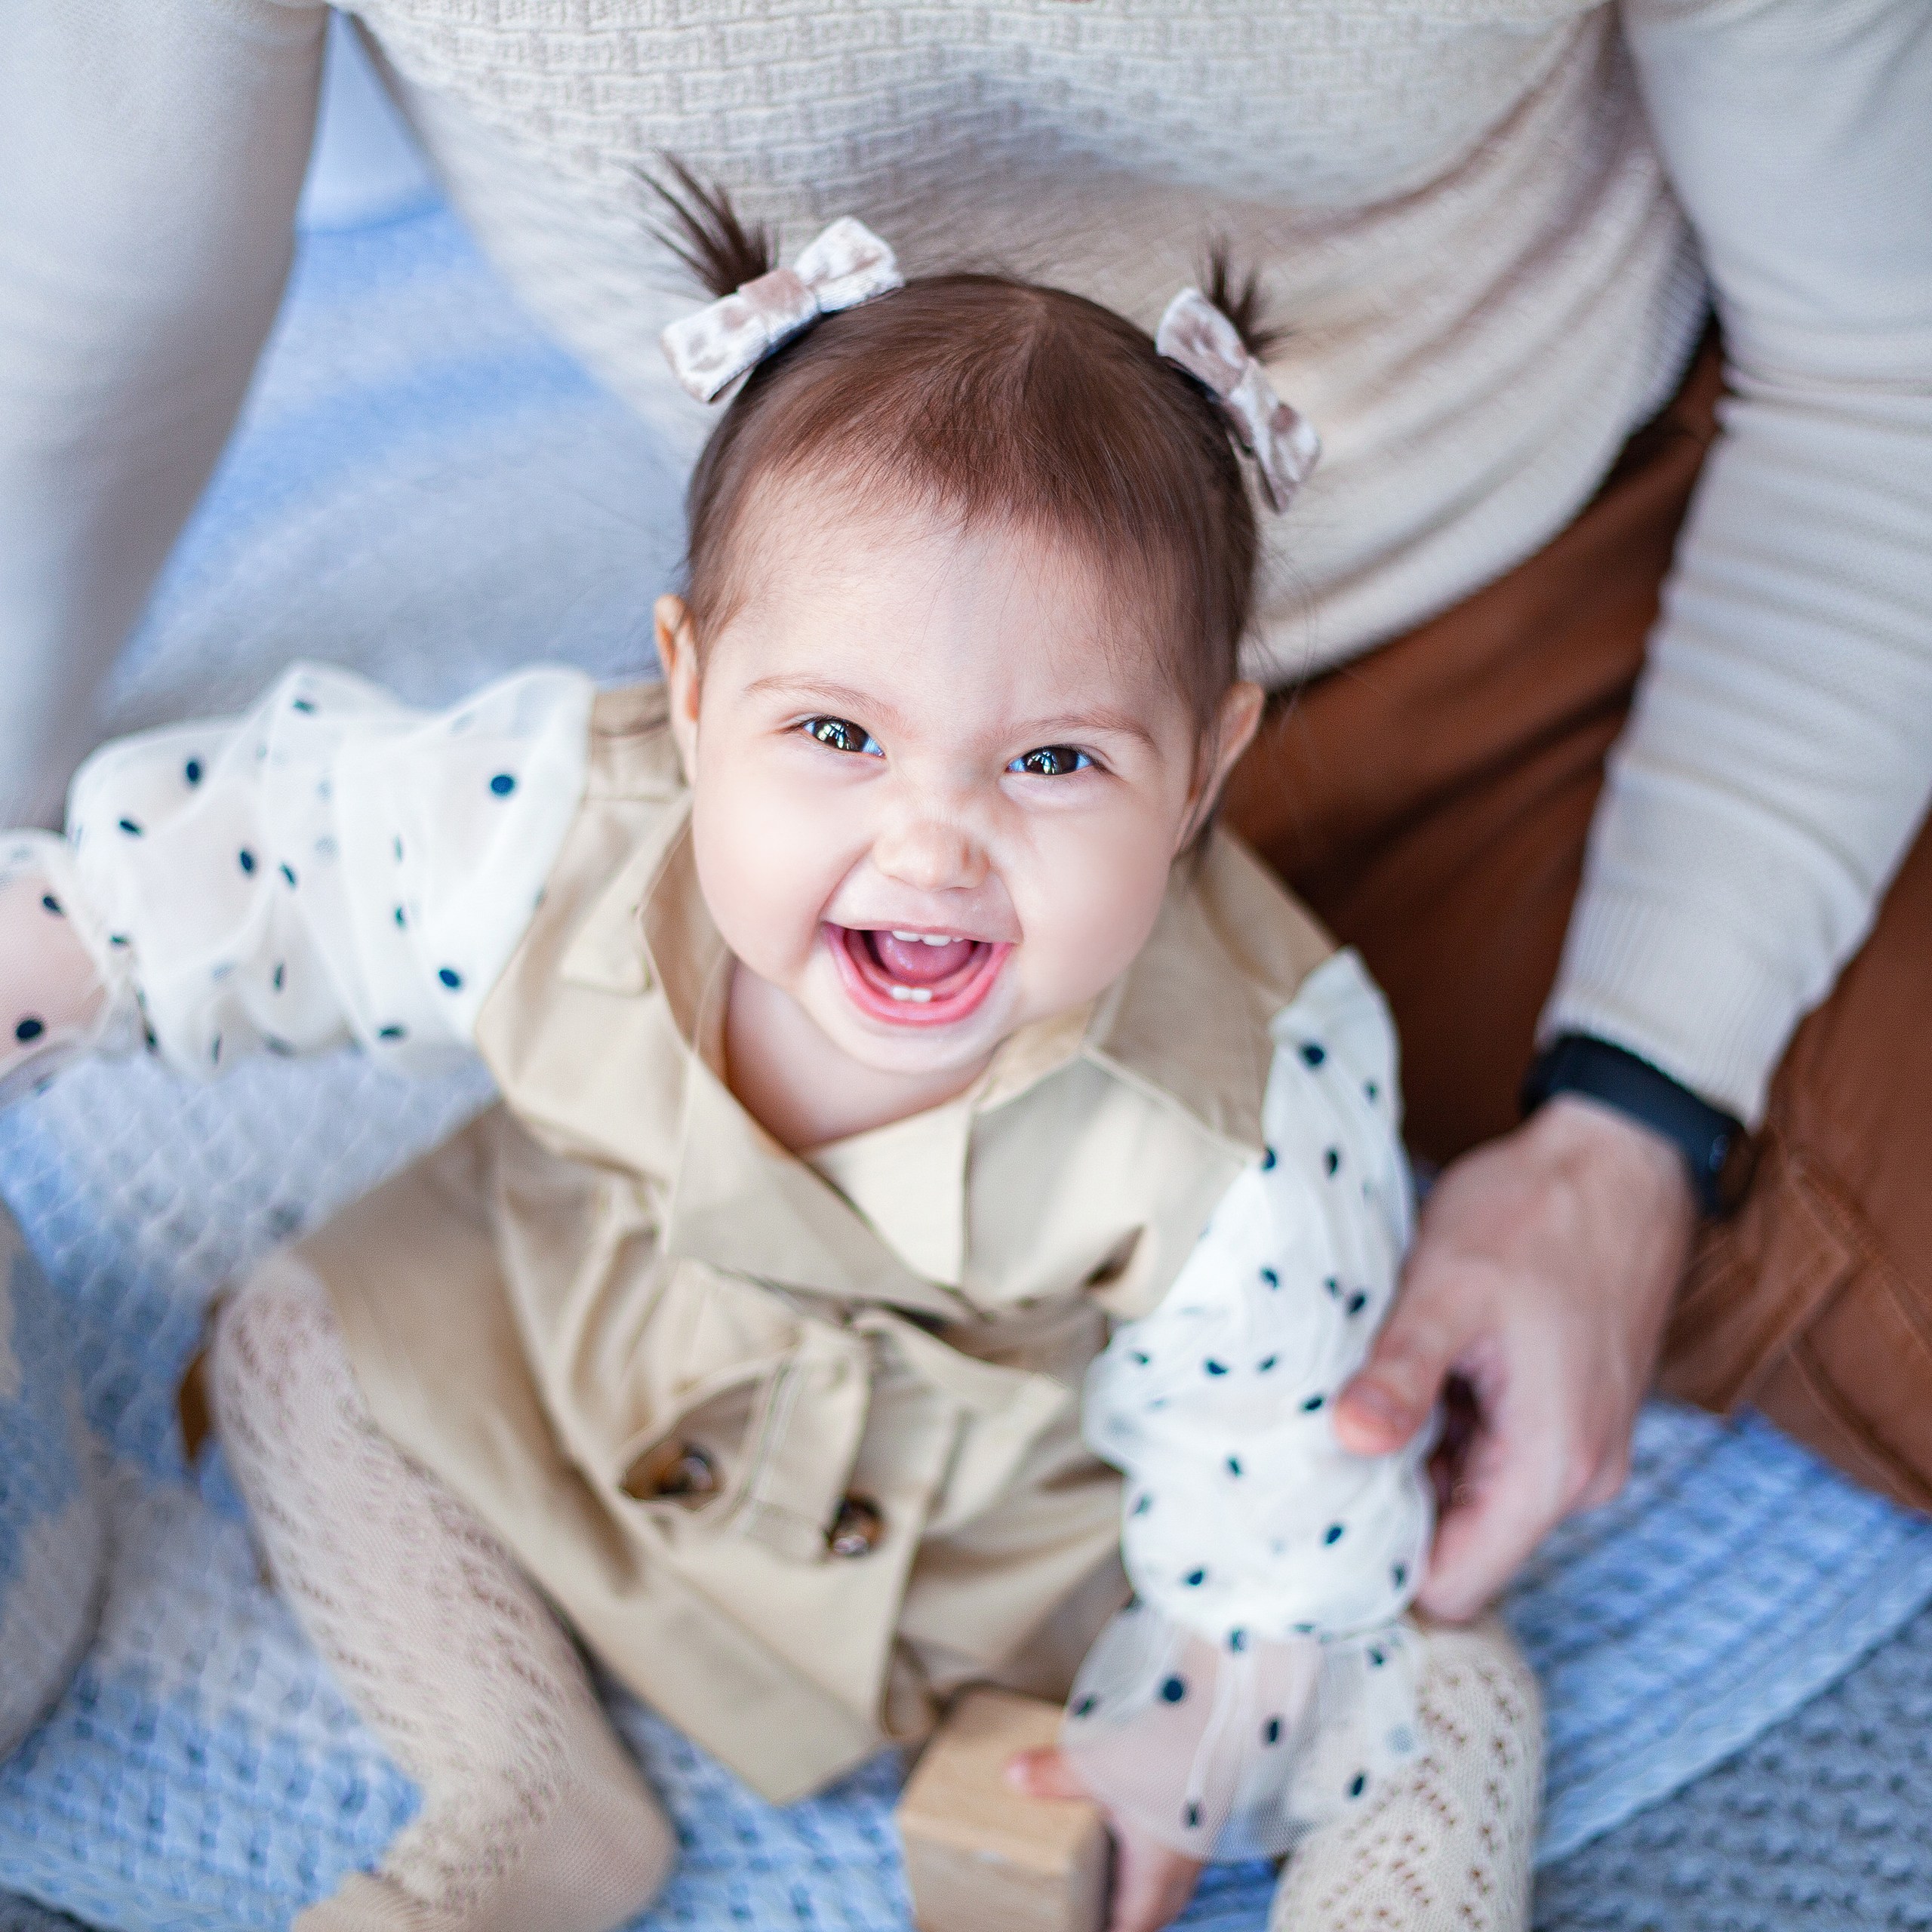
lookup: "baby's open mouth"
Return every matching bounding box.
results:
[827,925,1011,1027]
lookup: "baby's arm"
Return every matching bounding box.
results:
[1063,951,1433,1866]
[0,662,594,1106]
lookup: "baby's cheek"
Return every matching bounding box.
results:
[690,766,842,981]
[1019,817,1176,1008]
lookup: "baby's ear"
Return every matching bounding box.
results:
[654,595,703,781]
[1185,680,1266,839]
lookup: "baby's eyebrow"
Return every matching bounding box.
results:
[742,676,1158,751]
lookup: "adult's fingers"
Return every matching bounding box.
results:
[1414,1378,1573,1621]
[1332,1249,1484,1458]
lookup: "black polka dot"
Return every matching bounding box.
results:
[438,968,463,990]
[1348,1773,1367,1799]
[184,759,203,786]
[1301,1393,1325,1411]
[1204,1358,1227,1376]
[265,1037,294,1058]
[280,863,298,888]
[1074,1695,1097,1718]
[1364,1080,1380,1101]
[1184,1567,1206,1586]
[1392,1564,1407,1589]
[1300,1041,1326,1067]
[377,1024,407,1041]
[1183,1801,1201,1829]
[1260,1146,1276,1170]
[1346,1291,1370,1316]
[1263,1718,1281,1746]
[211,1035,222,1065]
[118,818,143,837]
[394,906,407,929]
[272,963,286,992]
[15,1017,46,1044]
[291,697,316,715]
[1257,1355,1278,1372]
[1226,1456,1241,1477]
[393,836,405,862]
[1228,1629,1246,1652]
[1129,1349,1150,1365]
[1159,1676,1186,1704]
[1260,1266,1279,1288]
[1324,1276,1340,1297]
[1132,1493,1152,1515]
[1324,1147,1340,1176]
[40,894,61,915]
[489,773,517,797]
[1324,1523,1345,1545]
[238,849,256,875]
[1368,1647,1385,1668]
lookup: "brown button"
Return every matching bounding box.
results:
[827,1495,884,1558]
[621,1439,718,1503]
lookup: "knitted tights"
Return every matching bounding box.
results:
[209,1257,676,1932]
[1270,1616,1542,1931]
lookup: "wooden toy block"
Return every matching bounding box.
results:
[896,1687,1111,1932]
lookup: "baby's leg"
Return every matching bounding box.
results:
[1268,1617,1541,1932]
[209,1256,675,1932]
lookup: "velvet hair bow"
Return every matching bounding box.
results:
[661,217,905,402]
[1155,288,1321,512]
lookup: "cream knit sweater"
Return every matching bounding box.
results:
[2,0,1927,1124]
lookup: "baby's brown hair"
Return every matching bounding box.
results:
[653,167,1285,739]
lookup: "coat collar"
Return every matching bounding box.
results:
[549,804,1275,1308]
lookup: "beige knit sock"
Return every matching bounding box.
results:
[209,1256,676,1932]
[1268,1617,1542,1932]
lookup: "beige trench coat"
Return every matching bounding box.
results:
[303,685,1335,1802]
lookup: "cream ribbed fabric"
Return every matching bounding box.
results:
[209,1258,676,1932]
[2,0,1927,1118]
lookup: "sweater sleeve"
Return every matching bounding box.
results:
[1062,952,1433,1862]
[1543,0,1932,1127]
[0,0,327,828]
[0,663,595,1100]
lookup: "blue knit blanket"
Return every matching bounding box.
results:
[4,141,1931,1932]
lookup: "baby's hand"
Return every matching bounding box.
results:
[1005,1745,1204,1932]
[0,867,110,1106]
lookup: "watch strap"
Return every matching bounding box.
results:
[1521,1033,1750,1216]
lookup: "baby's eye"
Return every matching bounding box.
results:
[803,717,884,757]
[1007,745,1093,778]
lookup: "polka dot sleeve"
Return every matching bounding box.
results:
[51,662,595,1079]
[1063,949,1434,1863]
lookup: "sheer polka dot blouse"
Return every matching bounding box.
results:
[1065,950,1432,1862]
[1,663,594,1090]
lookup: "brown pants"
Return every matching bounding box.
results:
[1226,343,1932,1515]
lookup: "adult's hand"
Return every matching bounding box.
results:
[1334,1094,1697,1620]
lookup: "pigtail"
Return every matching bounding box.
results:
[644,158,778,298]
[1200,242,1287,363]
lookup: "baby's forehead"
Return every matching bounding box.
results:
[716,502,1189,734]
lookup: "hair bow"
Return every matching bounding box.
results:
[1155,288,1321,513]
[661,217,904,402]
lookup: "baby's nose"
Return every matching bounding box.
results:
[872,811,989,894]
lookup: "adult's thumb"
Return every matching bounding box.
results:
[1332,1275,1466,1457]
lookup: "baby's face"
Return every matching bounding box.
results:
[658,493,1260,1100]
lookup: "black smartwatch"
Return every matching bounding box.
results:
[1520,1033,1752,1217]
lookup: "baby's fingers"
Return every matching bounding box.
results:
[1004,1743,1091,1802]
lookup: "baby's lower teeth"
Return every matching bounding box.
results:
[888,985,935,1004]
